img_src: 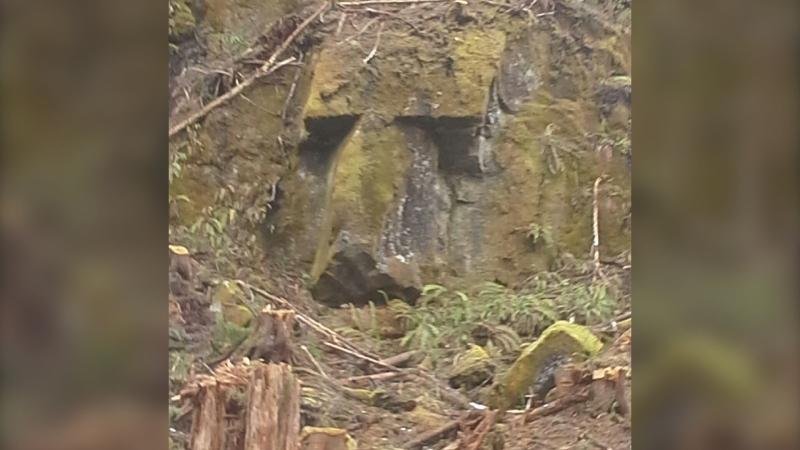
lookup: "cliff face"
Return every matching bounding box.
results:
[169,0,631,306]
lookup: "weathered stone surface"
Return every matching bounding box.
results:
[172,0,631,300]
[488,321,602,410]
[498,33,541,113]
[303,30,506,119]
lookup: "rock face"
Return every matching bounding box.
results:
[169,1,631,307]
[488,321,603,410]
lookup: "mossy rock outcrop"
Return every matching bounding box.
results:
[488,321,602,410]
[303,29,506,119]
[171,0,631,303]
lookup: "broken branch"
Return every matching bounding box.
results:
[323,341,400,371]
[363,22,383,64]
[281,55,304,123]
[301,344,329,379]
[591,176,603,280]
[342,371,407,384]
[462,410,498,450]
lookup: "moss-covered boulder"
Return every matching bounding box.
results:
[449,344,495,389]
[488,321,602,410]
[211,280,253,327]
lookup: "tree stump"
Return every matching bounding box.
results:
[300,427,356,450]
[252,310,294,363]
[244,363,301,450]
[224,309,295,364]
[190,382,226,450]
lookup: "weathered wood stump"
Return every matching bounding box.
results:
[190,382,226,450]
[248,309,295,363]
[244,363,301,450]
[300,427,356,450]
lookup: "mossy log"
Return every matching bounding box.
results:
[244,363,301,450]
[189,382,226,450]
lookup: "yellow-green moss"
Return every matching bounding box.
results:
[330,124,410,237]
[211,281,253,327]
[222,304,253,327]
[489,321,602,410]
[448,29,506,116]
[303,29,505,119]
[310,122,411,280]
[450,344,494,387]
[169,168,217,227]
[302,46,360,118]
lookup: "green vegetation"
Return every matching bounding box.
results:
[384,271,619,367]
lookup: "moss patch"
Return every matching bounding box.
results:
[303,29,505,119]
